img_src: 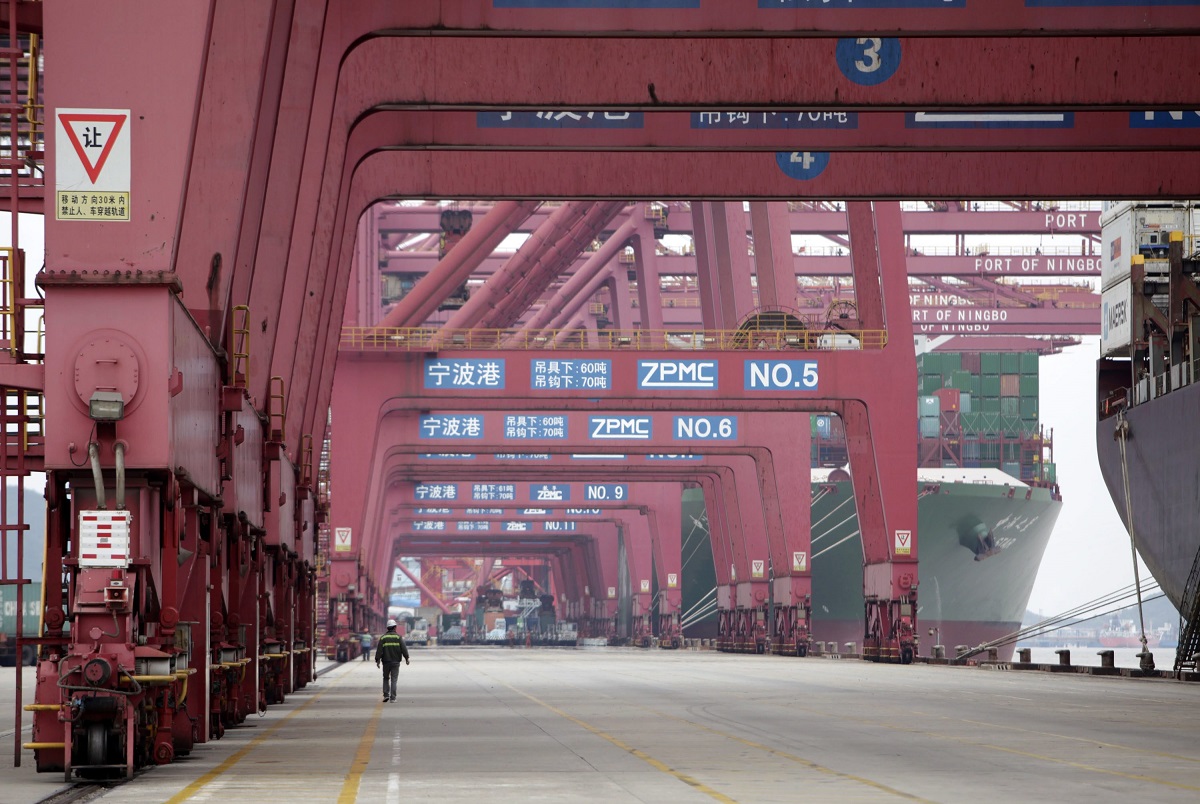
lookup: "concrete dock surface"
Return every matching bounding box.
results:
[2,648,1198,803]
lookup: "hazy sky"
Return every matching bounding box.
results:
[4,212,1160,621]
[1026,338,1161,616]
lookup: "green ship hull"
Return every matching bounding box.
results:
[681,472,1061,661]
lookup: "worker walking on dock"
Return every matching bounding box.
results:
[360,631,373,661]
[375,619,410,702]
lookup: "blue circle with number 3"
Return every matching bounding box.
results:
[836,37,901,86]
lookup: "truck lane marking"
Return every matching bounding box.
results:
[165,665,354,803]
[499,680,737,803]
[338,698,385,803]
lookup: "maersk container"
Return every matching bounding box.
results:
[919,418,940,438]
[919,396,940,417]
[960,393,972,414]
[1100,277,1133,356]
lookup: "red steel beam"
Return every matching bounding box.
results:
[393,560,454,614]
[362,109,1200,152]
[341,36,1200,109]
[347,149,1200,201]
[346,1,1200,36]
[379,251,1104,279]
[375,205,1106,237]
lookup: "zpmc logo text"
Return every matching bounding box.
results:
[638,360,718,390]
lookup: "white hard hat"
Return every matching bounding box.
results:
[386,619,397,628]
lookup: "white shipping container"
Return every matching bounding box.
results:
[1100,202,1192,291]
[1100,279,1133,356]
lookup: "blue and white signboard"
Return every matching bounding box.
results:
[531,483,571,502]
[544,521,579,532]
[674,415,738,441]
[418,453,476,460]
[457,521,491,533]
[531,359,611,390]
[1130,111,1200,128]
[764,0,963,6]
[692,111,857,130]
[566,508,604,516]
[493,453,552,460]
[412,521,446,531]
[584,484,627,501]
[414,484,458,501]
[478,111,645,127]
[745,360,820,391]
[572,453,626,460]
[472,483,516,502]
[424,358,504,389]
[503,521,532,532]
[638,360,717,390]
[504,415,567,440]
[415,508,452,515]
[646,454,703,460]
[419,415,484,439]
[907,112,1074,129]
[590,416,653,440]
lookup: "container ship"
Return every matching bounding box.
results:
[1095,201,1200,656]
[683,349,1063,661]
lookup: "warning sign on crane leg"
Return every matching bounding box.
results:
[55,108,130,221]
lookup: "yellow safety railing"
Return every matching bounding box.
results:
[340,327,887,352]
[0,247,16,356]
[230,305,251,388]
[299,434,313,487]
[268,376,286,442]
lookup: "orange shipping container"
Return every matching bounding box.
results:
[1000,374,1021,397]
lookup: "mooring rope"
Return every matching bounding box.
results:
[1116,410,1155,672]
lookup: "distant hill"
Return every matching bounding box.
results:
[3,484,46,580]
[1025,593,1181,630]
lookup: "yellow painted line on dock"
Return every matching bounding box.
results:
[653,709,933,802]
[959,717,1200,765]
[982,742,1200,792]
[501,681,737,803]
[165,667,351,803]
[338,699,385,803]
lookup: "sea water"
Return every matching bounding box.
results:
[1020,646,1178,671]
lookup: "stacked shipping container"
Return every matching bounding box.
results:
[917,351,1054,483]
[809,350,1056,485]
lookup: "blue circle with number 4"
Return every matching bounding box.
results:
[775,151,830,181]
[836,37,901,86]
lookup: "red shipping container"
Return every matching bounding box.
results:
[1000,374,1021,397]
[933,387,961,412]
[960,352,982,373]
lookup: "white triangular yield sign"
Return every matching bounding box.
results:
[59,113,126,184]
